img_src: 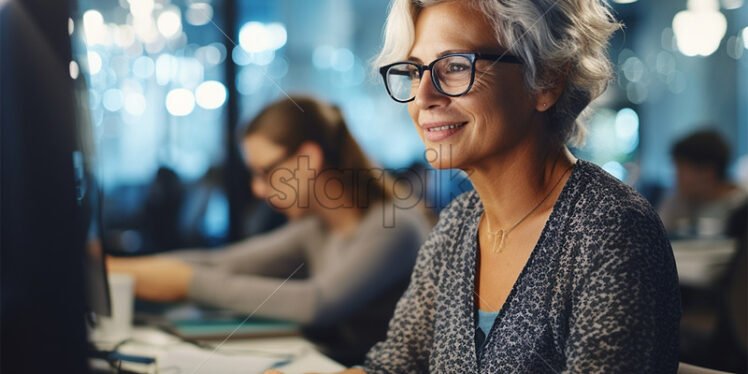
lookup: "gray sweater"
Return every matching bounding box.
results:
[363,160,681,373]
[174,203,432,325]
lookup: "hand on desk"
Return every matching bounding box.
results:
[263,369,367,374]
[107,256,193,302]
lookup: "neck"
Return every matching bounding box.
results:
[312,177,364,234]
[467,140,575,229]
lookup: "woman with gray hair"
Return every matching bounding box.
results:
[268,1,680,373]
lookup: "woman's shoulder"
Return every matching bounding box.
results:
[360,198,434,238]
[439,188,481,217]
[570,160,661,228]
[431,189,481,232]
[289,214,325,232]
[564,160,672,265]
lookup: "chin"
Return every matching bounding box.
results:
[266,200,294,216]
[282,207,306,220]
[422,140,470,170]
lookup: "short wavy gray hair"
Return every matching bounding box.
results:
[374,0,621,146]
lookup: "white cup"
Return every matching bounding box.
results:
[93,272,135,343]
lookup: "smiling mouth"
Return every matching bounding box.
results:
[426,122,468,132]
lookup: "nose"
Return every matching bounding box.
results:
[412,70,450,110]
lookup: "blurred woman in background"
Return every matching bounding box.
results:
[109,96,433,364]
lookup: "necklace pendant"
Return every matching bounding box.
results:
[493,230,506,254]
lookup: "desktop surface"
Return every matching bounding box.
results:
[92,326,345,374]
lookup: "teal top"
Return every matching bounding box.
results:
[475,309,500,355]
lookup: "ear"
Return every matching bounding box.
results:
[296,141,325,171]
[535,65,569,112]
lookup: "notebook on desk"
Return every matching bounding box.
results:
[164,316,300,341]
[135,301,301,341]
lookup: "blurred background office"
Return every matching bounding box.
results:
[67,0,747,371]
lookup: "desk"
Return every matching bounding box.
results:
[218,336,346,373]
[95,327,345,374]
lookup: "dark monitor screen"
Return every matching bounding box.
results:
[75,149,112,319]
[1,0,108,372]
[72,71,112,319]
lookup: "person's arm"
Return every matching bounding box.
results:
[562,207,681,373]
[107,256,194,301]
[356,216,446,374]
[167,217,319,276]
[188,212,430,325]
[106,218,318,302]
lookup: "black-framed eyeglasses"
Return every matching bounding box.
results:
[379,53,522,103]
[250,151,293,183]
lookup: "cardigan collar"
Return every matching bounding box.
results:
[434,160,585,373]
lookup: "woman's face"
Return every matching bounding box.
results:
[242,134,312,219]
[407,1,538,170]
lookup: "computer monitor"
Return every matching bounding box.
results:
[0,0,107,372]
[77,149,113,322]
[68,38,112,321]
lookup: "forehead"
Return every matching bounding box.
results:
[409,1,501,61]
[242,135,286,166]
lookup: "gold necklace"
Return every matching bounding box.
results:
[481,163,575,254]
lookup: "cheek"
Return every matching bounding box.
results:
[681,169,697,183]
[466,78,509,121]
[461,92,504,135]
[407,103,419,126]
[469,74,496,94]
[471,87,531,133]
[676,170,688,183]
[407,103,426,142]
[474,67,533,114]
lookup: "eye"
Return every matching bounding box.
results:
[445,63,469,73]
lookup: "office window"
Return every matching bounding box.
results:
[70,0,230,252]
[233,0,425,170]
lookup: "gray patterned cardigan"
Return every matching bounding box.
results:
[362,160,681,373]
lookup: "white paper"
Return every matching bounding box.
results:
[158,346,287,374]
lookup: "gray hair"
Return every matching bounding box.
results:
[374,0,621,146]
